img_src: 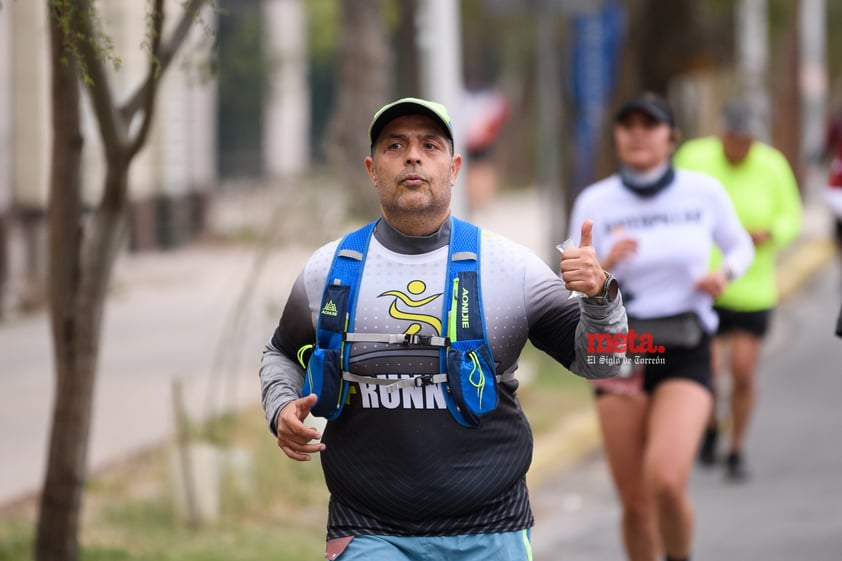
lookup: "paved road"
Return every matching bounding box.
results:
[532,256,842,560]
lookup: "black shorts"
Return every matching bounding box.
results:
[641,333,713,395]
[594,334,713,397]
[714,306,772,338]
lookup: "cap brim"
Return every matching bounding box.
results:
[369,100,453,146]
[615,101,672,125]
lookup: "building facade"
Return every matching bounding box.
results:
[0,0,311,315]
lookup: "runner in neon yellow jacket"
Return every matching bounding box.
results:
[674,99,802,482]
[675,135,802,312]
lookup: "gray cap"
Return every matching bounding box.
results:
[722,99,762,137]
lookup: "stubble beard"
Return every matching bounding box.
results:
[381,186,451,235]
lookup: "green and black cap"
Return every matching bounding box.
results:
[368,97,454,147]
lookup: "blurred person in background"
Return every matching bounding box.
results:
[568,92,754,561]
[462,88,511,213]
[674,98,802,481]
[836,300,842,338]
[821,107,842,249]
[818,107,842,340]
[259,97,626,561]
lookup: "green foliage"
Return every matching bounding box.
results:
[50,0,122,85]
[0,521,33,561]
[141,0,163,78]
[50,0,218,85]
[306,0,339,65]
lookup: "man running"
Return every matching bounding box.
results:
[259,97,627,560]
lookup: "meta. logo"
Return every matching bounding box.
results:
[586,330,666,354]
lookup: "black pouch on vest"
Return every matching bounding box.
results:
[304,284,351,420]
[628,311,703,349]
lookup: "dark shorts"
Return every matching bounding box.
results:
[594,334,713,397]
[641,333,713,394]
[714,306,772,338]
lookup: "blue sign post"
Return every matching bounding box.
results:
[568,0,624,193]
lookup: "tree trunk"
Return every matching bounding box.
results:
[325,0,389,219]
[37,1,202,557]
[771,2,801,183]
[636,0,708,94]
[37,2,86,559]
[394,0,421,97]
[37,163,130,561]
[36,316,98,561]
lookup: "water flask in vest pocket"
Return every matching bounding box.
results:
[443,270,497,427]
[445,340,498,427]
[303,348,349,420]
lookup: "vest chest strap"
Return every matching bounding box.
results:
[342,372,449,393]
[344,332,449,347]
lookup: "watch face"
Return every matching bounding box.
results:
[606,276,619,301]
[608,277,620,301]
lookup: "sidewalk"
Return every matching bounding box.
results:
[0,186,835,507]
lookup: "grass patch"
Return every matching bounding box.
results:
[517,342,593,433]
[0,521,32,561]
[0,343,590,559]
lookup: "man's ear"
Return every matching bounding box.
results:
[365,156,377,185]
[450,153,463,186]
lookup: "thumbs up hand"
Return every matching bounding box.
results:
[559,220,607,298]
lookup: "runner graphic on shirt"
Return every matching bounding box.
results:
[378,280,443,335]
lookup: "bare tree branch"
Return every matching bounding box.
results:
[73,0,127,152]
[127,0,165,160]
[121,0,209,123]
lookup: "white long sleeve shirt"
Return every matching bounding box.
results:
[569,168,754,333]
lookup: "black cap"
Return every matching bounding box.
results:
[615,92,676,128]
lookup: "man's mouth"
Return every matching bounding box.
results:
[400,173,426,186]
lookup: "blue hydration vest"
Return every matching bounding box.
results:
[301,217,499,428]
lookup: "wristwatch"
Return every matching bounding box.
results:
[585,271,619,305]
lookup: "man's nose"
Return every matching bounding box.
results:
[405,142,422,163]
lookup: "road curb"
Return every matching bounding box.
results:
[528,235,836,489]
[777,238,836,300]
